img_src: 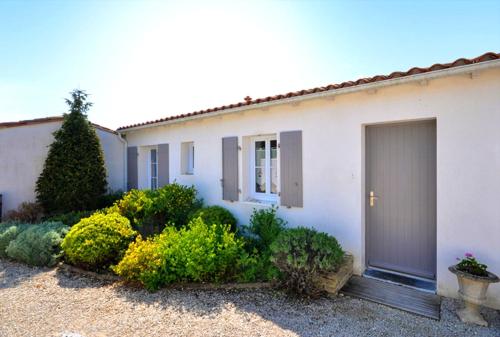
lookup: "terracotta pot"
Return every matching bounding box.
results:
[449,265,499,326]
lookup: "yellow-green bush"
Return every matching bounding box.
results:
[61,212,137,271]
[113,217,247,290]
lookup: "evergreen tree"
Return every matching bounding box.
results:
[36,89,108,213]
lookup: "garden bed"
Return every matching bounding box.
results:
[58,262,272,291]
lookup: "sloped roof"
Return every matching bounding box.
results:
[117,52,500,131]
[0,116,117,135]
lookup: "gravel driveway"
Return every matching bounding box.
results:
[1,259,499,337]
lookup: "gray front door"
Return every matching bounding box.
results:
[366,120,436,280]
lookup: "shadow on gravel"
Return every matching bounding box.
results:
[0,259,47,289]
[54,267,116,289]
[110,282,500,337]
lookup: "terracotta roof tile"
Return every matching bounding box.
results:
[116,52,499,131]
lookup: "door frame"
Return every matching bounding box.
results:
[362,118,437,280]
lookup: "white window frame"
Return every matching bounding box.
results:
[181,141,194,175]
[249,135,278,202]
[149,147,158,190]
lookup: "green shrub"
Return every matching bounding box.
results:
[109,189,153,227]
[0,222,30,258]
[46,210,94,227]
[36,89,108,213]
[97,190,125,209]
[149,183,200,228]
[245,207,286,252]
[111,235,166,290]
[5,222,68,267]
[110,183,201,231]
[240,207,286,281]
[4,202,44,223]
[113,217,246,291]
[61,212,137,271]
[190,206,237,231]
[270,227,344,296]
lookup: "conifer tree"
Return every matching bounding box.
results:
[36,89,107,213]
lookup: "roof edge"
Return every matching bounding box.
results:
[0,116,118,135]
[119,54,500,133]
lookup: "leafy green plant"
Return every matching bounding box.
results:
[61,212,137,271]
[113,217,246,291]
[456,252,488,277]
[112,235,167,290]
[148,183,200,228]
[4,202,44,223]
[46,210,94,227]
[190,206,237,231]
[5,222,68,267]
[245,207,286,252]
[270,227,344,296]
[240,207,286,281]
[0,222,30,258]
[109,189,153,227]
[36,89,108,213]
[109,183,201,232]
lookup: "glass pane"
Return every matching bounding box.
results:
[150,149,157,163]
[191,145,194,169]
[255,168,265,193]
[270,140,277,194]
[151,163,157,178]
[255,141,266,167]
[270,140,277,159]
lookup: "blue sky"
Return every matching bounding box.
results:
[1,0,499,129]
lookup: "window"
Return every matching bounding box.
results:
[150,148,158,189]
[250,135,277,201]
[181,142,194,175]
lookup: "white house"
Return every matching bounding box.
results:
[117,52,500,309]
[0,117,127,214]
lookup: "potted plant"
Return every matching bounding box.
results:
[449,253,499,326]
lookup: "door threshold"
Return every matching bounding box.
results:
[363,268,436,293]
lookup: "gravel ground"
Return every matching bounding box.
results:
[1,259,499,337]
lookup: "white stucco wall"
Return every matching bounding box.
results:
[0,121,126,214]
[123,67,500,309]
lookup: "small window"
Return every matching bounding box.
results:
[181,142,194,175]
[250,135,277,201]
[150,148,158,189]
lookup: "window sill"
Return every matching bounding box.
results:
[241,198,278,207]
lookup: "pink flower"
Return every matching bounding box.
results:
[465,252,473,258]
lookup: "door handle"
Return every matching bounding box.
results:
[369,191,379,207]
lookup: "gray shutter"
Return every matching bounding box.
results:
[280,130,303,207]
[127,146,138,190]
[222,137,239,201]
[158,143,169,187]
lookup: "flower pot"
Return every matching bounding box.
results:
[449,265,499,326]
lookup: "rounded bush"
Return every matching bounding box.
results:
[270,227,344,296]
[61,212,137,270]
[5,222,68,267]
[0,222,30,258]
[190,206,237,231]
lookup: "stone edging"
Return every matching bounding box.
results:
[57,263,121,282]
[57,263,273,290]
